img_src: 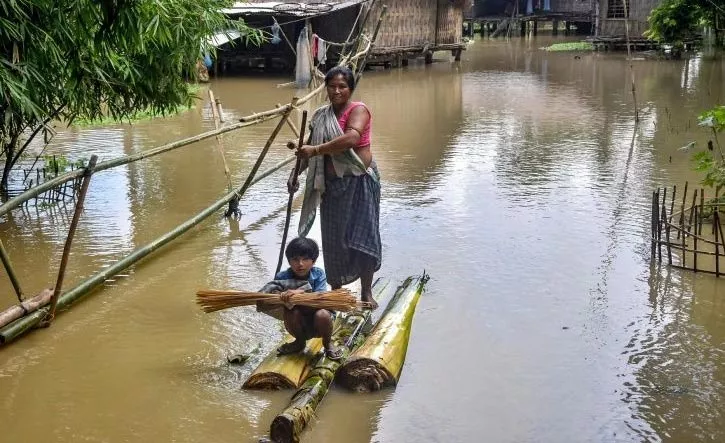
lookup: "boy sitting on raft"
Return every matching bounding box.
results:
[263,237,342,360]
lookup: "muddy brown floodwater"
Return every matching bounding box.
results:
[1,36,724,442]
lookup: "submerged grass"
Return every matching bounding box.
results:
[543,42,594,52]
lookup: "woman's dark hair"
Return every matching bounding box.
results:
[324,66,355,92]
[285,237,320,261]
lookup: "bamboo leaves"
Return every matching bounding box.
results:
[0,0,262,191]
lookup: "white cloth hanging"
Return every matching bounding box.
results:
[295,27,311,88]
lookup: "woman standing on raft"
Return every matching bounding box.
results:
[289,66,381,309]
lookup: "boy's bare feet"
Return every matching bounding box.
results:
[277,339,305,355]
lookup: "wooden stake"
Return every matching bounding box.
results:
[42,155,98,325]
[693,206,698,272]
[656,189,662,262]
[669,184,677,224]
[678,182,688,239]
[0,239,24,302]
[699,188,705,235]
[662,203,672,264]
[716,211,721,277]
[651,191,657,258]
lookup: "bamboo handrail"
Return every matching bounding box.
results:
[0,114,279,218]
[42,155,98,325]
[0,154,296,345]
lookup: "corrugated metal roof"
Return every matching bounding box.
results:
[222,0,365,17]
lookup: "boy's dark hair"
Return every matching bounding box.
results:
[324,66,356,92]
[285,237,319,261]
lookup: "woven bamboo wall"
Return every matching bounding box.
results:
[551,0,594,14]
[599,0,661,36]
[436,0,464,44]
[366,0,438,48]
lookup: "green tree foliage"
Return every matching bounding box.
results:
[690,106,725,202]
[0,0,260,192]
[645,0,723,47]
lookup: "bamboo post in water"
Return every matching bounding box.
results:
[716,212,722,277]
[669,184,676,224]
[208,90,238,218]
[337,275,429,392]
[0,239,24,302]
[651,191,657,258]
[42,155,98,325]
[699,188,705,235]
[0,155,296,344]
[656,189,662,263]
[678,183,688,239]
[269,278,411,443]
[693,206,699,272]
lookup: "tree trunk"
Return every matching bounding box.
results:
[336,275,428,392]
[243,336,324,390]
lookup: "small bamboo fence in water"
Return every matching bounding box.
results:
[0,7,388,345]
[651,183,725,277]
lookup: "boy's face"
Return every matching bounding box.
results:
[288,256,314,278]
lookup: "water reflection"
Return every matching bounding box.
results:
[0,36,724,443]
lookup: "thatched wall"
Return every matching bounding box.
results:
[365,0,463,49]
[550,0,593,15]
[598,0,661,36]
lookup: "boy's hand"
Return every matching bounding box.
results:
[280,289,304,309]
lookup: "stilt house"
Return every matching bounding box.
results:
[214,0,466,75]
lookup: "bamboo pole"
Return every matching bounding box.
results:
[716,212,722,277]
[0,155,296,345]
[208,90,234,194]
[651,191,657,258]
[0,289,53,329]
[687,189,698,232]
[693,206,698,272]
[42,155,98,325]
[276,110,308,276]
[236,100,298,203]
[0,239,24,302]
[269,277,413,443]
[354,6,388,82]
[669,185,676,224]
[337,275,429,392]
[656,189,662,263]
[662,203,672,264]
[0,115,280,218]
[677,182,688,239]
[699,188,705,235]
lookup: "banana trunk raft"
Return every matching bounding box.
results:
[242,278,395,390]
[336,274,429,392]
[267,275,428,443]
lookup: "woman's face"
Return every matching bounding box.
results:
[326,74,351,106]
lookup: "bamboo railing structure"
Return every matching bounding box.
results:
[0,9,387,345]
[651,183,725,277]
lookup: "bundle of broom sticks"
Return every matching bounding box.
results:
[196,288,370,313]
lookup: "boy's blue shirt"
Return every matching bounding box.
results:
[275,266,328,292]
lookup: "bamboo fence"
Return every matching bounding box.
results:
[651,183,725,277]
[0,9,387,345]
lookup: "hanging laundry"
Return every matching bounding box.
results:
[311,34,319,60]
[318,38,327,65]
[295,26,311,88]
[271,21,282,45]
